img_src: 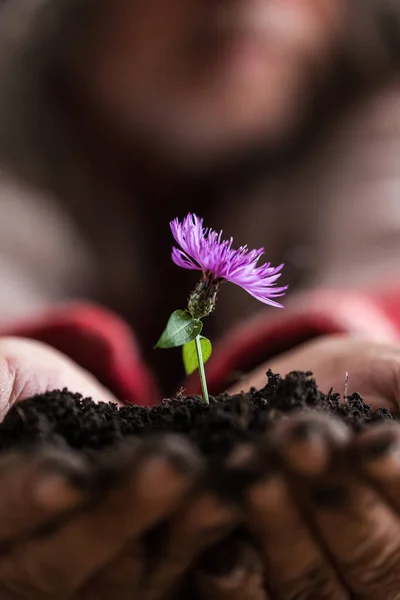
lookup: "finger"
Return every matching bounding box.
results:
[245,429,348,600]
[88,493,238,600]
[139,492,239,600]
[0,337,119,419]
[89,443,266,600]
[195,535,269,600]
[351,422,400,512]
[0,435,201,597]
[89,488,240,600]
[0,447,93,545]
[138,443,266,600]
[227,336,400,414]
[278,412,400,600]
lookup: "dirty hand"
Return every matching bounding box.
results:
[196,411,400,600]
[198,334,400,600]
[0,337,245,600]
[229,334,400,412]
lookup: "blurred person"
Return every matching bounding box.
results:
[0,1,400,598]
[0,0,348,346]
[0,0,399,388]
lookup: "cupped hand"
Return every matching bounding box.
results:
[228,334,400,412]
[197,335,400,599]
[0,336,120,416]
[0,336,246,600]
[6,334,400,600]
[196,411,400,600]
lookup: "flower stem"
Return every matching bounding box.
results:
[195,334,209,404]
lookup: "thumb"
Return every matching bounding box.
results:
[0,337,120,420]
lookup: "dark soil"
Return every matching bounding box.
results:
[0,369,395,600]
[0,370,394,459]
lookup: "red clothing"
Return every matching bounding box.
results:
[3,290,400,406]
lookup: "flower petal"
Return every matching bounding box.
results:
[169,213,287,307]
[171,248,201,271]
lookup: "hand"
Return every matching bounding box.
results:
[228,334,400,412]
[196,411,400,600]
[0,336,119,416]
[0,337,245,599]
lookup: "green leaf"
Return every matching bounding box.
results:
[182,336,213,375]
[155,310,203,349]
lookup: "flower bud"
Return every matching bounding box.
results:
[188,276,219,319]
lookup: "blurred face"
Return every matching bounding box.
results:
[84,0,345,168]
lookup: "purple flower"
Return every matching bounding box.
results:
[170,213,288,308]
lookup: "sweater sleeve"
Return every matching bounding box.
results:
[184,289,400,395]
[3,289,400,405]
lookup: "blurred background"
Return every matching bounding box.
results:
[0,0,399,389]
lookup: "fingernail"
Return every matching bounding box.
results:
[135,435,203,477]
[157,435,203,476]
[289,421,323,442]
[34,472,87,511]
[310,483,348,509]
[355,432,400,479]
[280,423,330,476]
[187,492,239,540]
[284,415,349,447]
